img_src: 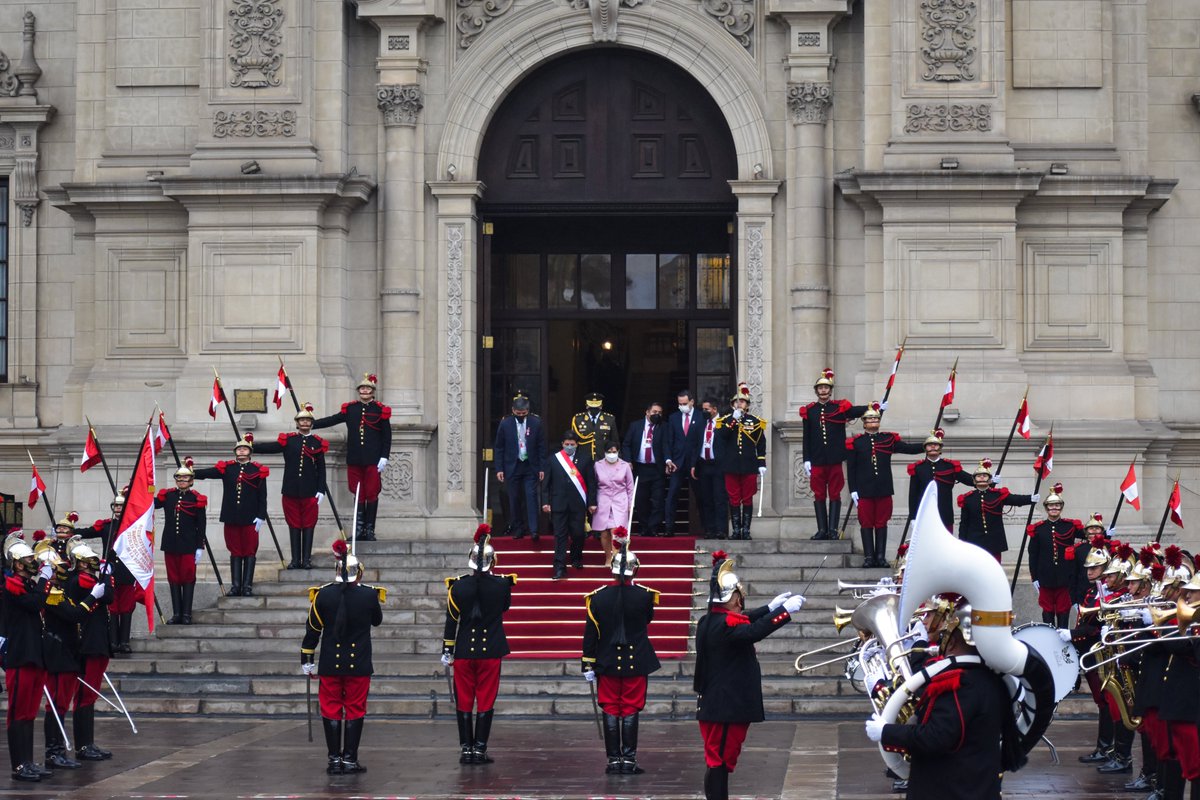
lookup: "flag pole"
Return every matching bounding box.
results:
[932,357,959,433]
[27,450,57,529]
[85,416,121,496]
[214,368,286,565]
[879,338,906,415]
[277,359,349,539]
[993,386,1029,479]
[1154,471,1181,545]
[1109,456,1136,534]
[154,407,225,593]
[1010,427,1052,594]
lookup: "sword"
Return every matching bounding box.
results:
[757,473,765,518]
[444,663,455,701]
[77,676,137,733]
[103,672,139,734]
[306,672,314,743]
[43,686,71,751]
[587,678,603,740]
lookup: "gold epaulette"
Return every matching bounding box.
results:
[308,583,332,605]
[502,573,518,585]
[640,584,662,605]
[445,573,468,589]
[584,586,603,599]
[46,587,65,607]
[364,584,387,604]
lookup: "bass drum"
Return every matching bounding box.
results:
[1014,622,1079,703]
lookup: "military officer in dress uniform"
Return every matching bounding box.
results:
[905,429,973,531]
[582,531,660,775]
[442,524,517,764]
[301,540,384,775]
[799,369,870,540]
[313,373,392,542]
[3,533,53,781]
[572,392,618,463]
[956,459,1038,561]
[694,551,804,800]
[63,537,114,762]
[193,434,270,595]
[845,402,924,568]
[154,459,208,624]
[81,495,138,655]
[1026,483,1086,628]
[257,403,330,573]
[714,383,766,541]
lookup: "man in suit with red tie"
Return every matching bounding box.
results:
[493,393,546,540]
[620,403,666,537]
[691,397,728,539]
[542,432,598,580]
[663,389,704,537]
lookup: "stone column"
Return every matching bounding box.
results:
[377,84,425,418]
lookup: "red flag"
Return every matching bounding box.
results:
[1169,482,1183,529]
[885,345,904,392]
[28,464,46,508]
[273,366,288,410]
[941,369,956,408]
[1120,462,1141,511]
[113,430,157,591]
[1015,398,1032,440]
[80,428,102,473]
[208,378,224,419]
[154,411,171,456]
[1033,436,1054,480]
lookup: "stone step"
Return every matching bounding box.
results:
[292,552,850,569]
[351,539,854,555]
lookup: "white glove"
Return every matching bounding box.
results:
[315,492,324,506]
[910,617,929,643]
[879,400,888,411]
[301,663,317,676]
[584,669,597,683]
[1100,624,1111,640]
[782,594,806,613]
[850,491,860,505]
[768,591,793,611]
[861,643,884,664]
[733,408,743,420]
[377,457,388,473]
[0,636,5,650]
[1030,493,1041,504]
[1107,526,1116,535]
[440,652,454,667]
[38,564,53,581]
[803,461,812,477]
[89,582,106,599]
[195,549,204,564]
[865,714,886,742]
[1032,580,1040,592]
[758,466,767,478]
[991,474,1003,487]
[1057,628,1072,643]
[254,518,264,532]
[1139,609,1153,626]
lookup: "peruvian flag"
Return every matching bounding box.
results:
[273,366,288,410]
[112,430,158,628]
[885,345,904,392]
[941,369,956,408]
[208,378,224,419]
[153,411,171,456]
[1169,481,1184,529]
[1033,436,1054,480]
[80,428,102,473]
[1015,398,1032,440]
[1121,462,1141,510]
[28,464,46,508]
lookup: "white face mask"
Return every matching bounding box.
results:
[679,404,690,414]
[605,453,620,463]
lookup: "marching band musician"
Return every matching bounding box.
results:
[714,383,767,542]
[3,534,53,781]
[1095,544,1138,776]
[956,459,1038,561]
[256,403,331,574]
[154,459,207,625]
[905,429,972,532]
[694,551,804,800]
[582,529,660,775]
[442,524,516,765]
[1025,483,1086,629]
[1121,547,1163,791]
[192,434,270,595]
[63,538,115,763]
[799,369,870,541]
[300,539,384,775]
[844,402,923,568]
[1070,530,1118,766]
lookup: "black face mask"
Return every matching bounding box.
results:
[649,413,662,425]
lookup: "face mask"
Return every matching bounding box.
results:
[605,453,620,463]
[679,405,690,414]
[563,445,577,456]
[649,413,662,425]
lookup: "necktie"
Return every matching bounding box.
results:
[683,412,690,436]
[644,423,653,463]
[517,420,527,461]
[704,420,714,459]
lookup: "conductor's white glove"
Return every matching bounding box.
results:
[377,458,388,473]
[782,594,806,614]
[440,652,454,667]
[865,714,886,742]
[301,663,317,676]
[850,491,860,506]
[583,669,596,683]
[768,592,792,612]
[803,461,812,477]
[1057,628,1073,643]
[90,581,106,599]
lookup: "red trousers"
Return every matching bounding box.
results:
[347,465,382,503]
[809,464,845,501]
[856,496,893,527]
[74,657,109,708]
[1144,710,1200,780]
[318,675,370,720]
[5,666,45,724]
[454,658,502,712]
[597,674,647,717]
[699,720,750,771]
[282,496,319,528]
[224,523,258,557]
[44,672,77,714]
[1037,585,1072,614]
[165,552,197,584]
[724,474,758,506]
[112,583,137,614]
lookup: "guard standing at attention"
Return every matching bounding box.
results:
[192,434,270,595]
[798,369,870,540]
[714,383,767,541]
[154,458,208,624]
[256,403,330,572]
[845,403,923,568]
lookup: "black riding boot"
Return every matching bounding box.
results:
[473,709,494,764]
[741,506,753,541]
[229,557,243,596]
[603,713,622,773]
[1042,610,1056,625]
[874,527,890,568]
[117,612,133,654]
[302,528,315,569]
[1099,725,1134,773]
[727,505,741,540]
[707,764,729,800]
[361,501,378,541]
[860,528,876,568]
[242,556,257,596]
[456,711,475,764]
[74,706,111,760]
[620,713,644,774]
[322,717,343,774]
[45,712,81,769]
[354,505,366,540]
[11,721,39,782]
[109,614,121,652]
[287,527,301,569]
[811,501,829,540]
[181,583,195,624]
[1162,759,1185,800]
[1080,712,1114,763]
[828,500,842,540]
[166,583,183,624]
[341,717,366,773]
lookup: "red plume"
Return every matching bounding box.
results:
[822,368,835,380]
[612,526,629,546]
[304,402,314,413]
[1139,546,1157,568]
[1051,483,1063,495]
[367,374,377,383]
[184,456,194,469]
[980,458,993,470]
[1151,563,1166,582]
[1165,544,1184,570]
[711,550,728,564]
[1089,533,1108,549]
[934,428,945,439]
[331,539,348,557]
[474,523,491,544]
[869,402,881,413]
[67,512,79,524]
[896,543,909,558]
[1091,513,1103,524]
[244,432,254,443]
[32,529,45,542]
[1115,542,1134,561]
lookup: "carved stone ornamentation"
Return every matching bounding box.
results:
[567,0,645,43]
[13,157,37,228]
[792,450,815,501]
[0,52,21,97]
[744,222,765,398]
[904,103,991,133]
[457,0,515,49]
[787,82,832,125]
[213,109,297,137]
[377,84,424,128]
[920,0,977,82]
[445,225,466,493]
[701,0,755,51]
[381,451,415,502]
[229,0,284,89]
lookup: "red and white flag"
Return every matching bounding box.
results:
[28,464,46,508]
[1120,462,1141,511]
[885,345,904,393]
[208,378,225,419]
[941,369,956,408]
[80,428,102,473]
[112,429,158,632]
[273,366,288,410]
[1015,398,1032,440]
[153,411,171,456]
[1033,436,1054,480]
[1169,481,1184,529]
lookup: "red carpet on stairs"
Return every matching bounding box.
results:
[493,535,698,660]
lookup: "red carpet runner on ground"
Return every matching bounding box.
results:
[492,535,698,659]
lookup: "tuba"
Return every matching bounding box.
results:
[877,483,1072,780]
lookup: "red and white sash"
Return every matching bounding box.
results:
[555,451,588,503]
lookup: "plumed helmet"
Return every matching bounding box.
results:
[174,456,195,479]
[5,532,34,566]
[33,538,65,576]
[973,458,994,478]
[863,401,883,420]
[357,373,378,390]
[707,550,744,604]
[1083,534,1111,569]
[66,535,99,565]
[467,523,496,572]
[331,538,363,583]
[235,432,254,452]
[56,511,80,530]
[295,402,316,421]
[730,382,752,405]
[814,368,835,389]
[611,527,638,577]
[1103,542,1135,578]
[111,494,127,507]
[893,542,910,579]
[923,428,945,446]
[1044,482,1064,507]
[1128,545,1160,583]
[1084,512,1104,532]
[1162,545,1193,587]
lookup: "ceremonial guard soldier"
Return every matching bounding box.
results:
[154,459,207,624]
[542,431,597,580]
[301,540,384,775]
[193,434,270,596]
[3,533,52,781]
[63,537,115,762]
[442,524,516,764]
[621,402,666,537]
[493,392,546,539]
[690,397,728,539]
[694,551,804,800]
[51,512,87,558]
[582,530,660,775]
[799,369,870,540]
[1069,530,1118,766]
[1071,514,1108,605]
[572,392,618,462]
[956,459,1038,560]
[313,373,392,541]
[82,495,138,655]
[1025,483,1085,628]
[845,402,923,568]
[257,403,330,572]
[714,383,766,541]
[905,429,972,531]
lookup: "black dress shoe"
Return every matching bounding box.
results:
[892,779,908,793]
[341,758,367,774]
[1098,756,1133,774]
[605,759,623,774]
[77,744,112,761]
[1124,773,1154,791]
[512,532,526,540]
[11,764,41,782]
[1078,748,1112,764]
[552,570,566,580]
[47,750,82,769]
[326,756,343,775]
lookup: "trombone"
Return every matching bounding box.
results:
[1082,599,1200,672]
[837,578,898,600]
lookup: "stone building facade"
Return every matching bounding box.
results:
[0,0,1197,550]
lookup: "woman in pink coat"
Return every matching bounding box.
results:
[591,441,634,567]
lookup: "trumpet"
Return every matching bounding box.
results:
[1098,597,1176,612]
[793,636,866,674]
[837,578,898,599]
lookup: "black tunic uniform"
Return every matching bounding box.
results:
[1026,518,1086,589]
[798,400,868,466]
[713,412,767,475]
[256,433,330,498]
[301,582,384,676]
[154,488,208,554]
[694,605,791,723]
[64,571,114,657]
[314,401,393,465]
[443,572,515,659]
[906,458,974,528]
[2,572,47,669]
[83,519,136,587]
[845,432,923,499]
[43,582,99,674]
[572,410,618,462]
[192,460,270,525]
[957,488,1035,556]
[582,581,661,677]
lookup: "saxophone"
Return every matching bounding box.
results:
[1090,620,1143,732]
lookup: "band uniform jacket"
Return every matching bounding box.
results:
[713,412,767,476]
[542,449,598,511]
[663,409,704,471]
[620,419,665,467]
[798,400,868,466]
[314,400,393,465]
[694,604,791,723]
[192,460,270,525]
[43,580,100,674]
[255,433,330,498]
[879,661,1007,800]
[2,573,48,669]
[1026,518,1085,589]
[493,414,547,476]
[907,458,974,526]
[84,518,136,587]
[155,488,208,554]
[301,582,384,676]
[65,570,114,657]
[571,410,618,462]
[1068,582,1104,652]
[956,488,1035,555]
[443,571,516,659]
[845,432,923,499]
[582,581,661,677]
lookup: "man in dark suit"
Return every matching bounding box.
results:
[690,397,728,539]
[663,389,704,537]
[620,402,666,536]
[493,393,546,539]
[542,432,598,580]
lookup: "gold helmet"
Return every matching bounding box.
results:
[468,524,496,572]
[33,536,67,580]
[235,432,254,452]
[4,531,34,570]
[331,538,363,583]
[1180,561,1200,593]
[1161,545,1194,588]
[295,402,316,421]
[56,511,80,532]
[1128,545,1160,584]
[730,381,752,405]
[923,428,945,446]
[1103,542,1135,578]
[1082,534,1111,569]
[862,401,883,420]
[1084,512,1105,533]
[66,535,100,567]
[1043,482,1064,507]
[973,458,994,478]
[357,372,378,390]
[174,456,196,479]
[707,550,744,604]
[893,543,909,580]
[611,527,638,578]
[814,368,835,389]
